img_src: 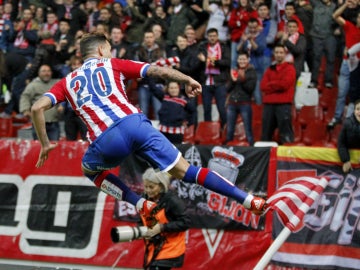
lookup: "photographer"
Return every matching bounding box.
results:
[141,168,191,270]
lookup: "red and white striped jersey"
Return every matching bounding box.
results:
[45,57,150,142]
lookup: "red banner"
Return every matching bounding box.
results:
[3,141,358,269]
[0,140,273,269]
[269,146,360,269]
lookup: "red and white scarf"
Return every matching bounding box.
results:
[14,20,32,49]
[285,32,299,63]
[205,42,222,85]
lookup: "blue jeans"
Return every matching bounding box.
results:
[231,41,240,69]
[226,103,254,145]
[138,84,162,120]
[334,60,350,120]
[202,84,227,127]
[251,56,266,105]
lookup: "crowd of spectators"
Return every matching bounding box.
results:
[0,0,359,145]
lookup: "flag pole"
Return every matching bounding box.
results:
[253,226,291,270]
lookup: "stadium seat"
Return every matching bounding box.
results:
[301,120,329,146]
[319,89,337,111]
[0,117,13,137]
[251,104,263,124]
[183,125,195,144]
[252,122,262,143]
[328,124,342,146]
[225,121,250,146]
[194,121,222,145]
[298,105,324,128]
[293,121,302,143]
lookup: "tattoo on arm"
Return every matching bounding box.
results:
[147,66,190,84]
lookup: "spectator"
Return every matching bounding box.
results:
[151,80,196,144]
[1,51,29,117]
[237,17,267,105]
[34,6,45,29]
[19,65,61,140]
[198,27,230,128]
[134,30,166,120]
[143,5,170,38]
[123,0,147,46]
[10,8,39,62]
[228,0,258,69]
[151,23,167,52]
[260,44,296,144]
[184,25,198,48]
[337,98,360,173]
[38,11,59,42]
[295,0,314,72]
[110,26,130,59]
[0,7,14,53]
[96,7,116,32]
[62,55,87,141]
[308,0,337,88]
[226,52,257,145]
[84,0,100,33]
[166,0,199,49]
[276,2,304,36]
[2,2,13,21]
[187,0,210,40]
[170,34,202,126]
[203,0,232,43]
[328,0,360,128]
[279,19,307,79]
[53,18,74,78]
[44,0,87,36]
[111,2,132,34]
[141,167,190,270]
[257,3,276,71]
[171,35,201,82]
[94,22,110,38]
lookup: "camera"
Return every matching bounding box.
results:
[111,226,148,243]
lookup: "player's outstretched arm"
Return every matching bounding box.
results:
[31,96,58,168]
[146,65,202,98]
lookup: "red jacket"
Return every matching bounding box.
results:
[260,62,296,104]
[228,8,258,42]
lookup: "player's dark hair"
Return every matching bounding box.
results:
[80,33,109,60]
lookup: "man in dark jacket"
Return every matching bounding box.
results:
[279,19,307,79]
[198,28,231,128]
[260,44,296,144]
[170,34,201,126]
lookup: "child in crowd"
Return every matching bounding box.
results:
[151,81,196,144]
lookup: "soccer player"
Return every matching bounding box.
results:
[31,33,266,222]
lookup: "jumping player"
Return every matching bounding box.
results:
[31,33,266,227]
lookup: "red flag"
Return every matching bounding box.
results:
[265,176,329,231]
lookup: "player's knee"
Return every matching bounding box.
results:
[81,164,99,182]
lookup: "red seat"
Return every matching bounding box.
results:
[298,106,324,128]
[319,89,337,110]
[328,124,343,146]
[293,121,302,143]
[225,121,250,146]
[301,120,329,146]
[194,121,222,145]
[0,117,13,137]
[251,104,263,124]
[183,125,195,144]
[252,122,262,142]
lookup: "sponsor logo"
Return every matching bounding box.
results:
[101,180,123,200]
